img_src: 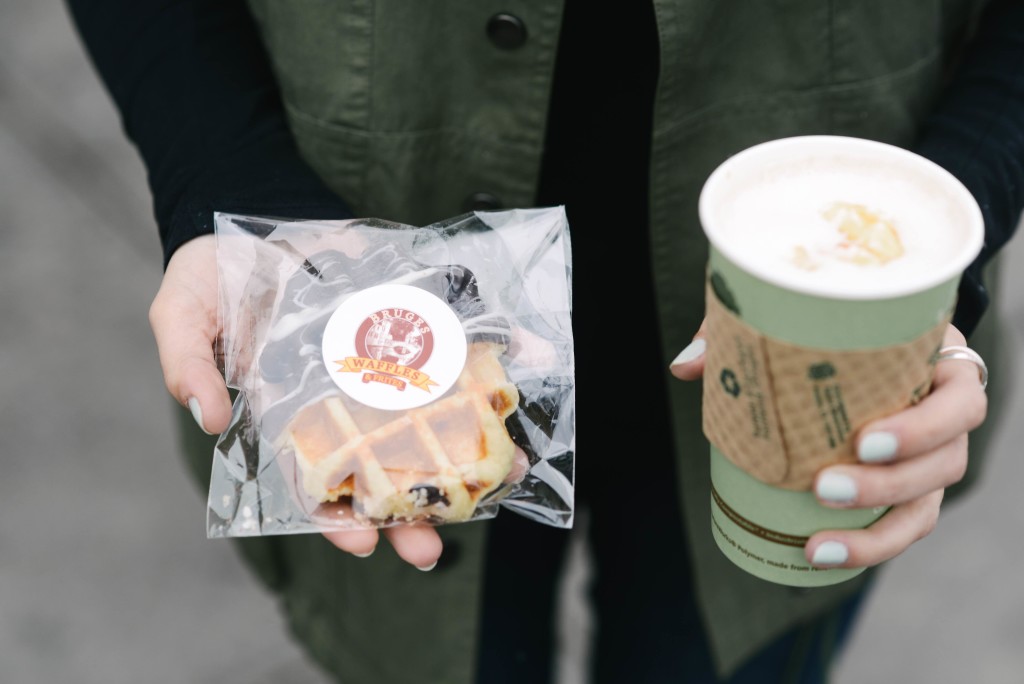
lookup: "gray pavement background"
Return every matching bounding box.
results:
[1,3,1021,683]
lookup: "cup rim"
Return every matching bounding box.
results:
[698,135,985,301]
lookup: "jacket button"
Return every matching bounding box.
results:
[486,13,527,50]
[463,192,503,211]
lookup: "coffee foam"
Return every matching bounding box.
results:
[700,138,983,299]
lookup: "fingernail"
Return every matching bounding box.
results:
[816,471,857,504]
[188,397,213,436]
[859,432,899,463]
[416,561,438,572]
[811,541,849,566]
[671,338,706,367]
[352,548,375,558]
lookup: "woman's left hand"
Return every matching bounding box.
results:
[669,322,988,568]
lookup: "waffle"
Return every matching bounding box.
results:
[285,342,520,522]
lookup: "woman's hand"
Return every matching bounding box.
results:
[669,320,987,569]
[149,235,443,570]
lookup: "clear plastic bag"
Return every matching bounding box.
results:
[206,206,575,537]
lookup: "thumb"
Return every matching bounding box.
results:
[149,236,232,435]
[668,317,707,381]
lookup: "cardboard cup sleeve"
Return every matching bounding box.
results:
[701,283,949,491]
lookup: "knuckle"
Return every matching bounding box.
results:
[914,494,943,542]
[916,508,940,542]
[916,419,946,452]
[967,392,988,429]
[868,469,905,506]
[945,444,969,485]
[948,329,967,346]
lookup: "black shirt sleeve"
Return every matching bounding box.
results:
[913,0,1024,338]
[65,0,353,269]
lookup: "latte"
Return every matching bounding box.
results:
[700,136,983,300]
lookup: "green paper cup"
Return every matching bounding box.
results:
[697,135,983,587]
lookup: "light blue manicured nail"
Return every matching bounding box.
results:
[671,338,706,366]
[188,397,213,436]
[352,548,375,558]
[859,432,899,463]
[812,541,849,566]
[816,471,857,504]
[416,561,438,572]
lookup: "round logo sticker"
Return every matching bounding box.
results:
[321,284,468,410]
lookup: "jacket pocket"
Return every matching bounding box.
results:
[287,108,540,225]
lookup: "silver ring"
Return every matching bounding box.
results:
[937,345,988,390]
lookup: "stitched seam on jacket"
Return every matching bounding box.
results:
[654,48,942,140]
[284,102,540,151]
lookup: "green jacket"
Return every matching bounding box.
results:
[180,1,1009,681]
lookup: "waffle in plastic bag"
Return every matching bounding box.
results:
[206,207,575,537]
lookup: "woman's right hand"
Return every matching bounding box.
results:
[149,235,444,570]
